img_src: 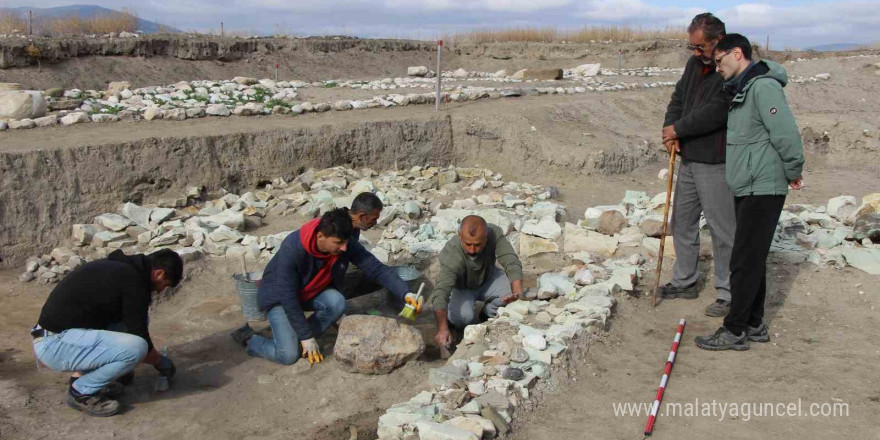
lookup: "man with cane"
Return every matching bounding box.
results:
[659,12,736,317]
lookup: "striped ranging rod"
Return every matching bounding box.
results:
[644,318,686,436]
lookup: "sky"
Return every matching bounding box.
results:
[1,0,876,49]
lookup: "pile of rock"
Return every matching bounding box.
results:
[17,165,565,284]
[376,276,618,439]
[771,194,880,274]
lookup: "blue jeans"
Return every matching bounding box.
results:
[33,328,148,395]
[246,288,346,365]
[447,266,511,329]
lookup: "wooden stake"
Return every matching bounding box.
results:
[651,149,677,307]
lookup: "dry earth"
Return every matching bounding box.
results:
[1,39,879,440]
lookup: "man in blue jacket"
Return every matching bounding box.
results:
[232,208,413,365]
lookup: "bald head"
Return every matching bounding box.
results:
[459,215,489,256]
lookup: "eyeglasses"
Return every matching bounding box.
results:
[714,51,731,64]
[686,43,708,53]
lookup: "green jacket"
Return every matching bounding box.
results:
[725,60,805,197]
[429,224,523,311]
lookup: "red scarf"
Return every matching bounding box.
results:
[298,219,339,302]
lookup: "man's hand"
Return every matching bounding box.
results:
[154,356,176,379]
[403,292,424,315]
[789,177,803,190]
[662,125,678,143]
[434,328,452,348]
[301,338,323,365]
[501,292,519,305]
[664,139,681,155]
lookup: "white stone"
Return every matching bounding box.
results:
[203,209,246,230]
[522,334,547,351]
[90,114,119,123]
[416,421,479,440]
[121,203,152,228]
[826,196,857,222]
[407,66,429,77]
[60,112,90,126]
[96,213,133,231]
[206,104,231,116]
[575,268,595,285]
[522,216,562,240]
[564,223,618,257]
[573,63,601,77]
[0,90,47,120]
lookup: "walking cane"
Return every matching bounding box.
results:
[651,147,677,307]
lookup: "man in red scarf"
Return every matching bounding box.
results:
[233,208,410,366]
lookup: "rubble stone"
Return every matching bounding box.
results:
[334,315,425,375]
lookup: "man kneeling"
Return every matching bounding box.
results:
[236,208,410,365]
[32,249,182,417]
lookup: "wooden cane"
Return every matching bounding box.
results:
[651,148,677,307]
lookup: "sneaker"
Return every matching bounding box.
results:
[747,323,770,343]
[658,282,698,300]
[704,299,731,317]
[66,385,120,417]
[69,377,124,399]
[695,327,749,351]
[230,323,255,347]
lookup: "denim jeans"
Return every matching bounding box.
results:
[246,288,346,365]
[33,328,148,395]
[447,266,511,329]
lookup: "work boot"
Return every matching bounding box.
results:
[658,282,698,300]
[230,323,255,347]
[694,327,749,351]
[704,299,731,317]
[69,377,124,399]
[747,323,770,343]
[66,385,120,417]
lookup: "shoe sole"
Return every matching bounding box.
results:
[661,294,699,300]
[694,337,750,351]
[66,396,120,417]
[748,335,770,343]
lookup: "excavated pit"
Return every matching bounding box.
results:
[0,116,453,266]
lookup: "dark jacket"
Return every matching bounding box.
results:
[258,228,409,341]
[37,250,155,351]
[663,55,731,164]
[723,60,805,196]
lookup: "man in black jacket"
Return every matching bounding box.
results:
[660,12,737,317]
[32,249,183,417]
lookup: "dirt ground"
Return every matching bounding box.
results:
[1,42,879,440]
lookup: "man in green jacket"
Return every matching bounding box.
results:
[695,33,805,351]
[430,215,524,350]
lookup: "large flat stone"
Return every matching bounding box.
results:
[334,315,425,375]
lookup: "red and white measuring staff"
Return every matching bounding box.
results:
[644,318,686,436]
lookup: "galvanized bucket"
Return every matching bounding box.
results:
[233,272,266,322]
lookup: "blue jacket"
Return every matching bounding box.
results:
[257,228,408,340]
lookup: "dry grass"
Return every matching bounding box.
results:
[441,25,686,44]
[0,7,139,36]
[0,11,28,34]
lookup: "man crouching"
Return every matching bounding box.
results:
[32,249,183,417]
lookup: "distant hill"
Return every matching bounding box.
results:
[0,5,180,33]
[804,43,863,52]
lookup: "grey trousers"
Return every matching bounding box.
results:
[670,159,736,301]
[448,266,511,329]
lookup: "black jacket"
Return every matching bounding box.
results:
[37,250,155,351]
[663,55,731,164]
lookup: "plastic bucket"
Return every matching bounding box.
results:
[233,272,266,322]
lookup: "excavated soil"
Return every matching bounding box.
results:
[1,39,879,440]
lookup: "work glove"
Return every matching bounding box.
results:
[403,292,424,314]
[301,338,323,365]
[155,356,176,379]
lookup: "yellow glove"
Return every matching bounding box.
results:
[404,292,423,314]
[300,338,323,365]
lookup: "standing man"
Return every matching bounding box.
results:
[660,12,737,318]
[233,208,417,365]
[430,215,523,350]
[32,249,182,417]
[695,33,805,351]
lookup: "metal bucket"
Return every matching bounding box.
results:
[233,272,266,322]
